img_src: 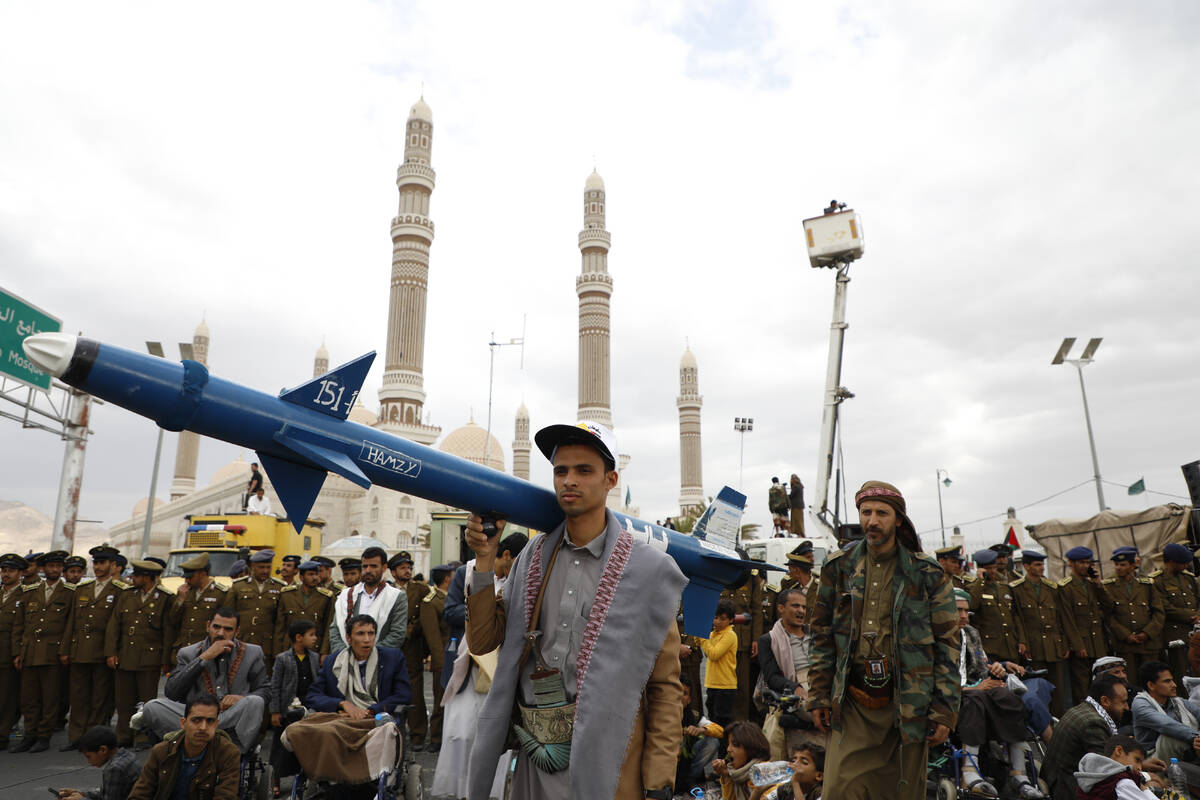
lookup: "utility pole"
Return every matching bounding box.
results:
[733,417,753,492]
[936,468,952,549]
[484,317,525,467]
[1052,337,1106,513]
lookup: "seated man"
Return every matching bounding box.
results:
[1043,675,1132,800]
[55,725,141,800]
[955,588,1045,799]
[306,613,412,718]
[1073,734,1157,800]
[1130,660,1200,763]
[676,676,722,792]
[138,607,269,753]
[128,694,241,800]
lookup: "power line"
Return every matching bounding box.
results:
[1100,479,1190,501]
[916,478,1094,535]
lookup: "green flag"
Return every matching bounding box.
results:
[625,486,631,506]
[1128,478,1145,496]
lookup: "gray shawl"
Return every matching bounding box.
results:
[467,511,688,800]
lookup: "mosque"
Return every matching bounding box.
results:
[107,97,706,573]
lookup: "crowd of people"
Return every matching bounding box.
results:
[5,420,1200,800]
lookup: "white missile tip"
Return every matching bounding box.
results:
[22,332,78,378]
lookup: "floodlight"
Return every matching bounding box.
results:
[1080,338,1102,361]
[145,342,164,358]
[1051,338,1075,366]
[179,343,194,361]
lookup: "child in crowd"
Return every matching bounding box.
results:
[55,726,141,800]
[678,676,725,791]
[751,743,825,800]
[703,601,739,728]
[713,721,772,800]
[1073,735,1157,799]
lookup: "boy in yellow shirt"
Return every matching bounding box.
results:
[702,600,739,727]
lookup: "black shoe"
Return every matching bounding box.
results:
[60,741,80,752]
[29,738,50,753]
[9,738,34,753]
[425,742,440,754]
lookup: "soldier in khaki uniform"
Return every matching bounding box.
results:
[314,555,343,594]
[677,612,704,715]
[1010,550,1073,715]
[389,550,429,748]
[222,549,284,663]
[278,554,301,587]
[63,555,87,585]
[420,563,453,753]
[780,543,820,626]
[1151,542,1200,681]
[20,553,42,585]
[274,560,334,655]
[61,545,126,750]
[1099,546,1165,683]
[0,553,28,750]
[167,552,226,662]
[936,545,974,592]
[968,548,1027,663]
[1057,546,1109,704]
[11,550,75,752]
[105,559,173,746]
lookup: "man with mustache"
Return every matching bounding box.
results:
[809,481,961,800]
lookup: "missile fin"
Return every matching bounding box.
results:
[681,576,725,638]
[257,452,329,534]
[692,486,746,551]
[274,427,371,489]
[278,352,375,420]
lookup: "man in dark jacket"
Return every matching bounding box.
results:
[1042,674,1130,800]
[306,614,411,717]
[128,694,240,800]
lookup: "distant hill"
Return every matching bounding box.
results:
[0,500,112,555]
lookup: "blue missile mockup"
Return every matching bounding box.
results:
[23,333,779,636]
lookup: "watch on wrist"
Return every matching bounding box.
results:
[645,788,672,800]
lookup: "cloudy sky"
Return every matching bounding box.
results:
[2,0,1197,555]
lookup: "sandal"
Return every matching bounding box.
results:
[964,778,999,798]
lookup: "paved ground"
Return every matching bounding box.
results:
[0,671,450,800]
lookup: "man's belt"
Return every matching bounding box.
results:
[847,683,892,709]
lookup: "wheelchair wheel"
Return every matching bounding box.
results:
[403,763,423,799]
[936,777,957,800]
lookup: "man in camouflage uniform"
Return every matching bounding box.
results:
[274,560,333,655]
[969,548,1027,663]
[936,545,973,591]
[1099,546,1164,683]
[61,545,126,751]
[719,573,767,722]
[12,550,75,752]
[1011,550,1073,715]
[0,553,28,750]
[167,552,225,663]
[810,481,960,800]
[1151,542,1200,681]
[389,550,429,748]
[222,549,284,664]
[1057,546,1109,705]
[105,559,173,746]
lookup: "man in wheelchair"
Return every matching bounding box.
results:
[956,588,1047,799]
[306,614,411,717]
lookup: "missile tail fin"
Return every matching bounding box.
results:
[692,486,746,551]
[279,352,375,420]
[257,452,330,534]
[274,427,371,489]
[681,577,725,638]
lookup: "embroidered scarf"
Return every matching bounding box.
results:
[1085,696,1119,734]
[201,639,245,697]
[332,646,379,710]
[467,511,688,800]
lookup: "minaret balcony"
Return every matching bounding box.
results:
[575,273,613,291]
[396,163,436,190]
[577,229,611,249]
[391,216,435,235]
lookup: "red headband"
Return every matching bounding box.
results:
[855,486,904,506]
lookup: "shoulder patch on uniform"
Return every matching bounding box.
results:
[62,583,76,591]
[155,585,172,596]
[316,587,333,598]
[20,583,39,592]
[1102,577,1116,585]
[76,577,96,585]
[271,577,286,585]
[1137,577,1154,585]
[1149,569,1164,578]
[233,576,249,583]
[1057,577,1073,588]
[422,588,437,603]
[280,584,297,593]
[1185,571,1196,578]
[1010,577,1025,587]
[112,580,130,590]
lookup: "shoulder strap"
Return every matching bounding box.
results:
[518,534,566,671]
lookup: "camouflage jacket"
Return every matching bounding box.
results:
[809,540,961,744]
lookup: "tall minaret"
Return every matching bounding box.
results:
[576,169,613,428]
[169,318,209,500]
[313,341,329,377]
[378,96,440,445]
[512,403,531,480]
[677,345,705,515]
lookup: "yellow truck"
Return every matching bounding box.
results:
[159,513,325,592]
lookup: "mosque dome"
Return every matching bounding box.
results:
[439,420,505,472]
[210,455,252,486]
[585,169,604,191]
[409,96,432,123]
[133,497,164,517]
[680,347,697,369]
[348,402,378,426]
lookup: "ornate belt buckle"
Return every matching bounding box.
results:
[862,631,891,689]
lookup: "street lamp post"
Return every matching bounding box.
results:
[484,320,525,468]
[733,417,753,492]
[140,340,191,557]
[1052,338,1106,513]
[936,469,952,548]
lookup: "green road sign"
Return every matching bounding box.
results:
[0,288,62,391]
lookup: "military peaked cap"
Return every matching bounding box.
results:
[1065,546,1094,561]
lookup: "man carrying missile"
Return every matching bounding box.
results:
[463,421,686,800]
[809,481,961,800]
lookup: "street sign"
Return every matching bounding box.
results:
[0,287,62,391]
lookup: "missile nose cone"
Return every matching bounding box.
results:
[22,332,78,378]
